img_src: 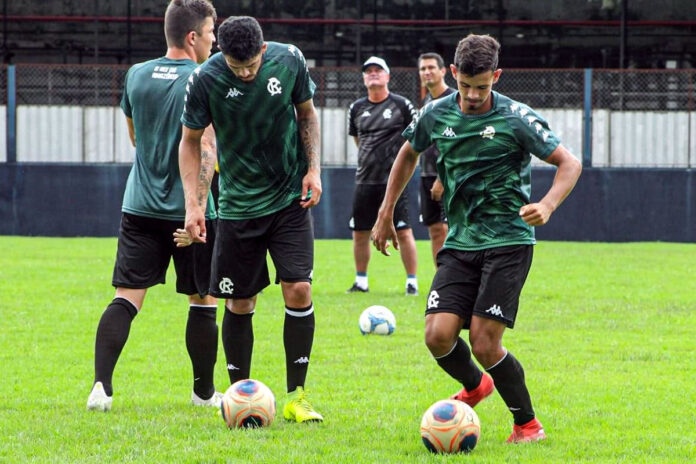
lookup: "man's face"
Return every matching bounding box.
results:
[193,17,216,64]
[450,66,502,114]
[223,43,268,82]
[362,65,390,90]
[419,58,446,89]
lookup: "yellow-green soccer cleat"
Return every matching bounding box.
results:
[283,386,323,423]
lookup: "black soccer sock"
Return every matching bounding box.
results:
[486,350,535,425]
[93,297,138,396]
[434,337,483,391]
[283,303,315,393]
[221,309,254,385]
[186,304,218,399]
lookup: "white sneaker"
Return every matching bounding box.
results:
[87,381,112,412]
[191,390,223,408]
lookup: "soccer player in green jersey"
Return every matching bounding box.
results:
[179,16,324,423]
[372,34,582,443]
[87,0,221,412]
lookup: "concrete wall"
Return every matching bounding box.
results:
[7,105,696,167]
[1,164,694,242]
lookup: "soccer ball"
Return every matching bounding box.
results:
[220,379,276,429]
[420,399,481,453]
[358,305,396,335]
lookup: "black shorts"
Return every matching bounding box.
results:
[112,212,215,298]
[425,245,533,329]
[419,176,447,226]
[211,200,313,299]
[349,184,411,231]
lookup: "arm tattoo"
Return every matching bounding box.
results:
[298,114,320,170]
[198,149,215,208]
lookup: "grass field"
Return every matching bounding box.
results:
[0,237,694,463]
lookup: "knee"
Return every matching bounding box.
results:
[469,333,499,362]
[283,281,312,307]
[424,325,455,356]
[189,294,217,306]
[226,298,255,314]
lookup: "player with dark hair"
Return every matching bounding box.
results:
[179,16,324,423]
[417,52,454,266]
[87,0,220,412]
[346,56,419,295]
[372,34,582,443]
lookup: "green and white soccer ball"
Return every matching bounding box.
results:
[359,305,396,335]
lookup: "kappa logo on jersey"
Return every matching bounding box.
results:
[267,77,282,96]
[219,277,234,294]
[361,110,371,118]
[382,108,393,119]
[485,304,504,317]
[480,125,496,139]
[427,290,440,309]
[293,357,309,364]
[442,127,456,137]
[226,87,244,99]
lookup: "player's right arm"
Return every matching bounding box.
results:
[125,117,136,147]
[372,140,420,255]
[179,125,207,243]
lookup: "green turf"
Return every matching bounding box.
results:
[0,237,694,463]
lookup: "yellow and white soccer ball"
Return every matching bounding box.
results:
[220,379,276,428]
[358,305,396,335]
[420,399,481,453]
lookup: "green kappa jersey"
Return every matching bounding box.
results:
[181,42,316,220]
[403,91,561,251]
[120,57,216,220]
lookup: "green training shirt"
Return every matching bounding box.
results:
[120,57,216,220]
[403,90,561,251]
[182,43,316,220]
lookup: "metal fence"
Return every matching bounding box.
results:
[2,64,696,166]
[10,65,695,110]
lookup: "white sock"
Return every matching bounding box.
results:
[406,276,418,289]
[355,274,368,289]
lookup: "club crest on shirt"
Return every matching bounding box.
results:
[382,108,392,119]
[480,125,496,139]
[267,77,282,96]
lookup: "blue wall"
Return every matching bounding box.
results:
[1,164,694,242]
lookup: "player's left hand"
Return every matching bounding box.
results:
[371,216,399,256]
[430,178,444,201]
[300,168,322,208]
[173,228,193,248]
[519,201,553,226]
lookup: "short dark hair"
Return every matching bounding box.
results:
[218,16,264,62]
[453,34,500,76]
[164,0,216,49]
[418,52,445,69]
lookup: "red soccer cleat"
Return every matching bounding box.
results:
[450,372,495,408]
[506,417,547,443]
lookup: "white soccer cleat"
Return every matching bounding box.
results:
[191,390,223,408]
[87,381,113,412]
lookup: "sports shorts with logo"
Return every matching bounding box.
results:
[349,183,410,231]
[211,200,313,299]
[425,245,533,329]
[419,176,447,226]
[112,212,215,298]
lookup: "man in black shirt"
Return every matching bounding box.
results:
[417,52,455,266]
[347,56,419,295]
